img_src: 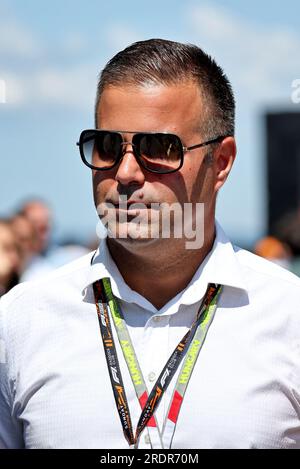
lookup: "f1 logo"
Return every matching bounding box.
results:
[111,366,120,383]
[160,368,170,387]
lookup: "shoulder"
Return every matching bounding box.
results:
[234,245,300,288]
[0,250,95,320]
[232,246,300,380]
[0,251,98,376]
[233,245,300,323]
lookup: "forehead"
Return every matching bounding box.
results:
[26,204,50,219]
[96,82,204,135]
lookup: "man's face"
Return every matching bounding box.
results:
[93,81,222,246]
[24,203,51,254]
[11,216,36,263]
[0,224,20,280]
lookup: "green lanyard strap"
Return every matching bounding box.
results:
[93,278,222,448]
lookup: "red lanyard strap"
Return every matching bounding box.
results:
[93,278,222,447]
[93,281,135,445]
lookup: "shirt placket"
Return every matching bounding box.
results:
[137,313,170,449]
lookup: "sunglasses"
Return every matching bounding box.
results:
[77,129,227,174]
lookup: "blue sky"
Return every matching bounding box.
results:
[0,0,299,246]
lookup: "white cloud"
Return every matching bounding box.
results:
[0,8,99,110]
[188,4,241,42]
[186,3,300,104]
[0,8,147,110]
[62,33,89,55]
[0,19,41,58]
[104,23,142,52]
[0,71,26,104]
[36,65,98,108]
[0,63,100,110]
[0,20,143,110]
[0,79,6,103]
[5,3,299,113]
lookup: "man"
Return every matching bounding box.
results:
[0,220,20,297]
[20,200,52,256]
[254,236,292,270]
[18,199,53,281]
[10,214,37,277]
[0,39,299,449]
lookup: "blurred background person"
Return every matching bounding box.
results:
[254,236,293,270]
[18,199,53,281]
[20,199,52,255]
[12,199,90,279]
[10,214,37,277]
[271,210,300,276]
[0,219,20,296]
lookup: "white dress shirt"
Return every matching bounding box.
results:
[0,222,300,449]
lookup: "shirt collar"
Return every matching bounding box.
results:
[83,221,248,312]
[178,221,248,306]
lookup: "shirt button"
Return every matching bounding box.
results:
[144,434,150,444]
[148,372,156,382]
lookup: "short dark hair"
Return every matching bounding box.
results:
[95,38,235,138]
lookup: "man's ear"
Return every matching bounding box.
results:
[214,136,236,192]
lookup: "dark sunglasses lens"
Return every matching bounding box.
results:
[81,131,122,168]
[135,133,182,172]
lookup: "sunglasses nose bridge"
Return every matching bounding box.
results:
[119,140,138,159]
[120,140,135,149]
[116,139,141,167]
[115,140,146,184]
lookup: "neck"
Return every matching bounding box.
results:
[107,225,215,310]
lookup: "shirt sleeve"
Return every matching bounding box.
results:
[0,299,24,448]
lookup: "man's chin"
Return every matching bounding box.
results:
[109,236,159,249]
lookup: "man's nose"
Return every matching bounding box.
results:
[115,143,145,186]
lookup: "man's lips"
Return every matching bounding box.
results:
[107,200,153,209]
[102,201,154,222]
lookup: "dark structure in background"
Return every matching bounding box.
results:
[266,112,300,255]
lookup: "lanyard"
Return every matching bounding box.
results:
[93,278,222,448]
